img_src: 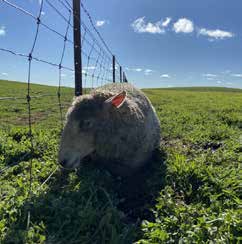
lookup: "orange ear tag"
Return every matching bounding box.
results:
[111,91,127,108]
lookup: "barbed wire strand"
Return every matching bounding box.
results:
[0,93,74,102]
[80,1,113,57]
[62,0,112,60]
[0,48,74,71]
[0,152,30,176]
[57,0,72,12]
[25,0,45,230]
[2,0,74,44]
[79,0,125,70]
[57,8,72,129]
[46,0,73,28]
[35,166,59,193]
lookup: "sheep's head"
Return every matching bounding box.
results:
[58,91,126,169]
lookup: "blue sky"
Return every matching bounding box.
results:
[0,0,242,88]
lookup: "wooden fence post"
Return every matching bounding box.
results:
[73,0,82,96]
[112,55,116,83]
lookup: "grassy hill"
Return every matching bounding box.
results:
[144,86,242,92]
[0,80,74,128]
[0,80,241,243]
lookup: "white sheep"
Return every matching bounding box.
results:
[58,83,161,176]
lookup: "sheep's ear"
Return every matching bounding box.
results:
[104,91,127,108]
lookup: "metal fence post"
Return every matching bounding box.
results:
[112,55,116,83]
[123,72,128,83]
[73,0,82,96]
[120,66,122,83]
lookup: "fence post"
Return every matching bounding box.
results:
[123,72,128,83]
[112,55,116,83]
[73,0,82,96]
[120,66,122,83]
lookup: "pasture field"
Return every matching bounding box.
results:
[0,80,241,243]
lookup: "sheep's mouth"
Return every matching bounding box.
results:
[60,151,96,170]
[68,153,94,169]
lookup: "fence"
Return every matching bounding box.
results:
[0,0,129,231]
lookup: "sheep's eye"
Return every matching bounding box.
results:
[80,119,93,129]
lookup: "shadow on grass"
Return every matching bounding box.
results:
[3,149,167,244]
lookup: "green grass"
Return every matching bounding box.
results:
[0,79,241,243]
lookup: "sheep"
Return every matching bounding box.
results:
[58,83,161,176]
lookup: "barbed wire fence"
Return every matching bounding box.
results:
[0,0,129,230]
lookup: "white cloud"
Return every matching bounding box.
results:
[222,70,231,74]
[131,17,165,34]
[1,72,8,76]
[126,67,142,72]
[231,74,242,78]
[199,28,234,40]
[135,68,142,72]
[162,17,172,27]
[29,0,42,5]
[161,74,171,78]
[216,81,222,84]
[144,69,153,75]
[83,66,96,70]
[226,82,233,85]
[172,18,234,40]
[96,20,106,27]
[203,73,217,78]
[131,16,235,42]
[173,18,194,33]
[0,26,6,36]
